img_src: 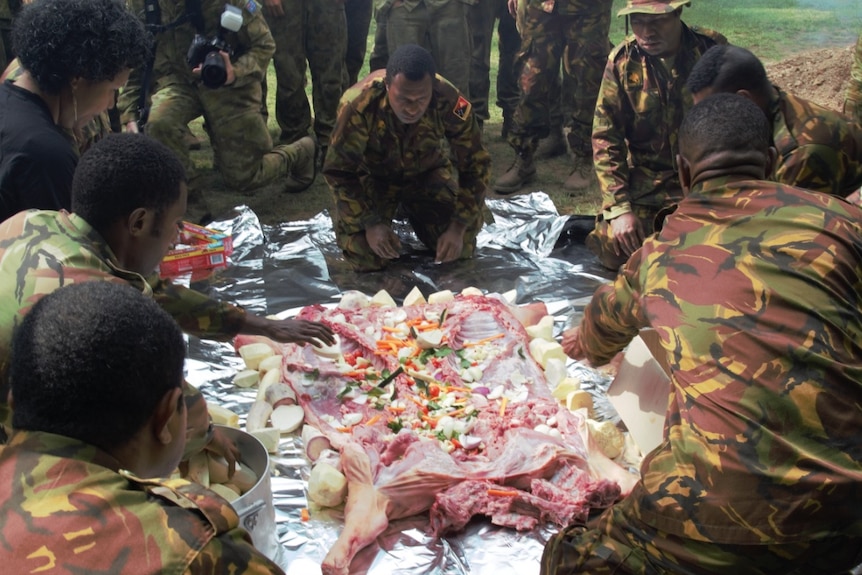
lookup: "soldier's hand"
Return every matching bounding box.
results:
[262,0,284,18]
[125,120,140,134]
[262,318,336,346]
[205,426,240,478]
[507,0,518,18]
[561,326,585,360]
[366,224,401,261]
[435,222,466,264]
[242,313,336,346]
[610,213,644,259]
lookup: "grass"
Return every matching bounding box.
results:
[185,0,862,226]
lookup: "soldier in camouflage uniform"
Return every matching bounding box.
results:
[377,0,472,97]
[324,44,490,272]
[0,282,284,574]
[344,0,373,88]
[262,0,346,159]
[492,0,613,194]
[548,93,862,575]
[844,33,862,125]
[0,134,334,448]
[118,0,316,195]
[585,0,725,270]
[688,44,862,204]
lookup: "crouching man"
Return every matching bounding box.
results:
[324,44,490,272]
[0,282,285,573]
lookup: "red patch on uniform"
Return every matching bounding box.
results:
[453,95,471,121]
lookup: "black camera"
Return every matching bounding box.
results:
[187,34,233,88]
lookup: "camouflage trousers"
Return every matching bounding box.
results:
[147,79,301,192]
[508,4,612,156]
[541,500,862,575]
[334,168,483,271]
[384,0,472,97]
[468,0,520,121]
[344,0,373,89]
[585,203,663,271]
[264,0,346,145]
[844,33,862,124]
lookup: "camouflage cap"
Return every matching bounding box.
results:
[618,0,691,16]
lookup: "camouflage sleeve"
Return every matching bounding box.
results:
[776,143,862,198]
[324,100,382,230]
[844,34,862,123]
[229,0,275,87]
[442,87,490,227]
[186,527,284,574]
[578,248,648,365]
[592,54,633,220]
[149,276,247,341]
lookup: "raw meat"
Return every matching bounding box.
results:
[235,293,635,574]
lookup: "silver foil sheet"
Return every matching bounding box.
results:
[182,193,625,574]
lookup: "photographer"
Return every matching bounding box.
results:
[118,0,316,198]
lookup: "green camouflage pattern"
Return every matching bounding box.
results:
[507,0,613,154]
[263,0,346,144]
[592,23,725,220]
[574,177,862,554]
[542,500,862,574]
[584,202,664,270]
[771,87,862,198]
[383,0,472,96]
[844,33,862,124]
[118,0,298,192]
[0,210,246,435]
[323,70,490,271]
[0,431,283,574]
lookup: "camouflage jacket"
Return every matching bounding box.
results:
[0,210,246,429]
[593,23,726,220]
[324,69,490,232]
[579,176,862,544]
[0,431,284,574]
[523,0,611,16]
[118,0,274,124]
[771,87,862,198]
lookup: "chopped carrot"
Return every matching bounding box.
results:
[336,426,352,433]
[342,370,368,379]
[365,414,382,426]
[422,408,465,422]
[499,396,508,417]
[300,508,310,521]
[386,405,406,414]
[487,489,519,497]
[463,333,506,347]
[381,325,405,333]
[443,386,473,393]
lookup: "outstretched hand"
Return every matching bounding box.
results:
[262,318,336,346]
[610,212,644,260]
[561,326,585,361]
[366,223,402,261]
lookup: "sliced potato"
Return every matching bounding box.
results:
[428,289,454,304]
[206,403,240,428]
[257,354,283,378]
[529,338,567,368]
[587,419,626,459]
[460,286,483,297]
[403,286,427,306]
[416,328,444,350]
[185,451,210,488]
[245,399,273,432]
[525,315,555,341]
[339,290,370,309]
[238,343,275,371]
[209,483,241,502]
[551,377,582,402]
[271,404,305,434]
[233,369,260,389]
[307,461,348,507]
[250,428,281,453]
[256,368,282,401]
[370,289,397,307]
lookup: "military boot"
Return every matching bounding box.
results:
[534,127,567,160]
[282,136,317,193]
[564,141,595,190]
[493,150,536,195]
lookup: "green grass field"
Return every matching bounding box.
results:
[188,0,862,224]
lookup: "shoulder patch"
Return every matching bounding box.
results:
[244,0,258,14]
[453,95,472,121]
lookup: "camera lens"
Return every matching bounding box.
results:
[201,51,227,88]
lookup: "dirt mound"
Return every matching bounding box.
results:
[764,44,854,112]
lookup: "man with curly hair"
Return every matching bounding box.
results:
[0,0,149,222]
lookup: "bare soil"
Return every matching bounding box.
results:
[185,45,856,227]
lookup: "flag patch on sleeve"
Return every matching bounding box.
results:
[453,95,471,121]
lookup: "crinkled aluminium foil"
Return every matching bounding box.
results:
[182,193,627,575]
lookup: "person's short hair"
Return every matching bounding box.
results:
[71,133,186,234]
[385,44,436,84]
[10,282,185,450]
[686,45,772,98]
[12,0,150,94]
[679,92,771,161]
